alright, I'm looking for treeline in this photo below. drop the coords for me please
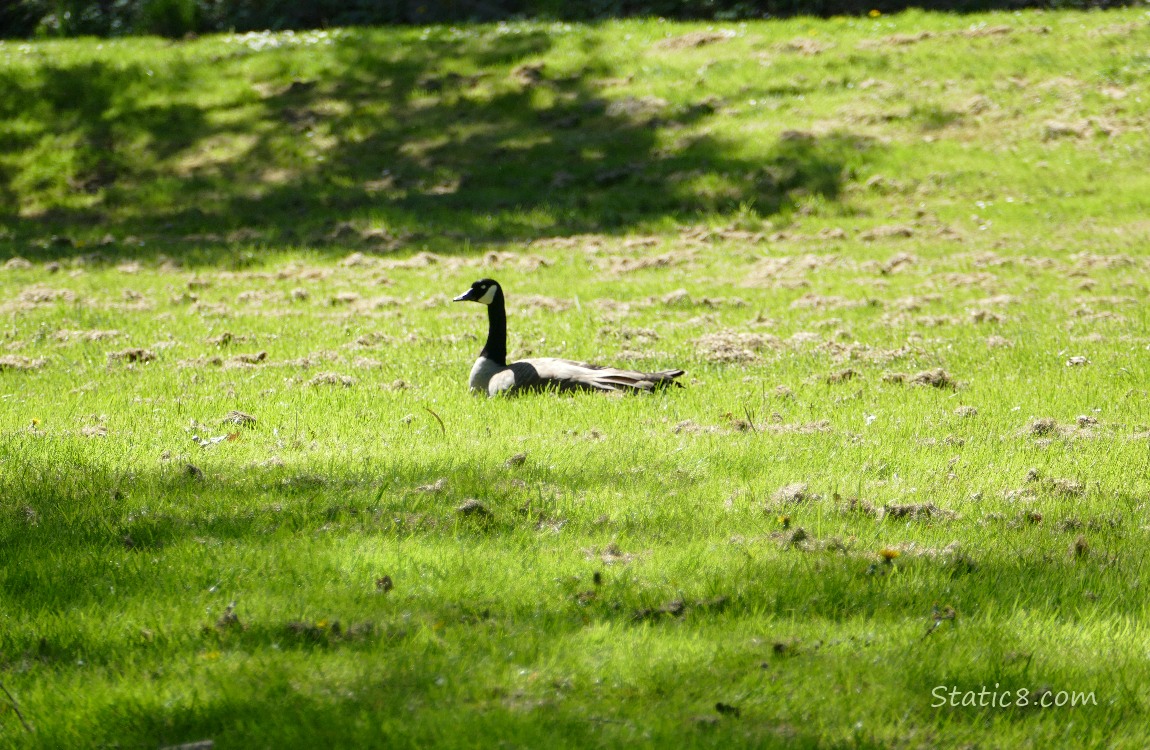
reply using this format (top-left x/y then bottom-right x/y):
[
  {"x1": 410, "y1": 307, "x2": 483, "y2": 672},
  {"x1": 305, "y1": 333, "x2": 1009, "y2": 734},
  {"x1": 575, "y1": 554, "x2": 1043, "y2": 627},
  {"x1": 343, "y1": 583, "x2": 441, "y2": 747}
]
[{"x1": 1, "y1": 0, "x2": 1139, "y2": 37}]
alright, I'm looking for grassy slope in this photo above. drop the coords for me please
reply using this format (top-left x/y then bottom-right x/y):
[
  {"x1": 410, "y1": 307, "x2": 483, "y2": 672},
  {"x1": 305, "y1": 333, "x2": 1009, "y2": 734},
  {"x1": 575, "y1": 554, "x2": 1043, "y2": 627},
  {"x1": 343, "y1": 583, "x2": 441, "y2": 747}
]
[{"x1": 2, "y1": 8, "x2": 1150, "y2": 749}]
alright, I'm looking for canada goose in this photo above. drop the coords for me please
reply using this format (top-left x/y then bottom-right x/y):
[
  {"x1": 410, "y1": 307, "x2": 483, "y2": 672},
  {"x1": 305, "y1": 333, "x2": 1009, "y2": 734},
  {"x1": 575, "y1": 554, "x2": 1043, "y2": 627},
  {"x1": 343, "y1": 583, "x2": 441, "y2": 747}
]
[{"x1": 454, "y1": 279, "x2": 685, "y2": 396}]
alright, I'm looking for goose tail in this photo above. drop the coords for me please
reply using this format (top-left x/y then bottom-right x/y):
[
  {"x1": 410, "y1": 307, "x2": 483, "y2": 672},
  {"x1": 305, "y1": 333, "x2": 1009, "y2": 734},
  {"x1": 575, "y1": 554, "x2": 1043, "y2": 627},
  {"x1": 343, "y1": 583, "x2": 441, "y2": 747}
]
[{"x1": 598, "y1": 368, "x2": 685, "y2": 392}]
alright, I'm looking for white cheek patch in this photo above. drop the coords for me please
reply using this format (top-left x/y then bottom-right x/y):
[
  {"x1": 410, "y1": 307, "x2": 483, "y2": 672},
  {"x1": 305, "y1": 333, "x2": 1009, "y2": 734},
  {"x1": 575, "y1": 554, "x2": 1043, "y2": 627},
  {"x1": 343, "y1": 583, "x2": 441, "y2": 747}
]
[{"x1": 476, "y1": 285, "x2": 498, "y2": 305}]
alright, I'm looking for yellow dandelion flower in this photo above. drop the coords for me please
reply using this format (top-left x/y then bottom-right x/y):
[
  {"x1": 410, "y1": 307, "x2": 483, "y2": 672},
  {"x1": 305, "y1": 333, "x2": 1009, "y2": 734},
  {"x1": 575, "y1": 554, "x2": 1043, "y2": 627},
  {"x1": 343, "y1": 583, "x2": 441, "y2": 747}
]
[
  {"x1": 777, "y1": 514, "x2": 791, "y2": 529},
  {"x1": 869, "y1": 9, "x2": 882, "y2": 17},
  {"x1": 879, "y1": 548, "x2": 900, "y2": 561}
]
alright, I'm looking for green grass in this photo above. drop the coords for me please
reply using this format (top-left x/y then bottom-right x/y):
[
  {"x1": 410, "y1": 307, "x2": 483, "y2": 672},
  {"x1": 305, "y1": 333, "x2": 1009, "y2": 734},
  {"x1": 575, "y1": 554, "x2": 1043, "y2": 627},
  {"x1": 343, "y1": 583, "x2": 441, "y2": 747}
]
[{"x1": 3, "y1": 7, "x2": 1150, "y2": 748}]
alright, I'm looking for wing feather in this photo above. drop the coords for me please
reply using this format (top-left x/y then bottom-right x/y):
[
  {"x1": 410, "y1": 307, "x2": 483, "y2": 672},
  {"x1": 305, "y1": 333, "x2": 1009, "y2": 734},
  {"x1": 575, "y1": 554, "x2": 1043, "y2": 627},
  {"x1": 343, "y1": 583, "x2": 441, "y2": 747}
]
[{"x1": 490, "y1": 357, "x2": 683, "y2": 395}]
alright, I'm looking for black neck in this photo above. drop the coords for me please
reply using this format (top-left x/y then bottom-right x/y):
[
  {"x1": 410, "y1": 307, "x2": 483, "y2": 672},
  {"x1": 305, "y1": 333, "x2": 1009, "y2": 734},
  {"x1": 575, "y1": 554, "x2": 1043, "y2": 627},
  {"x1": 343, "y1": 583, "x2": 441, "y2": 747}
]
[{"x1": 480, "y1": 287, "x2": 507, "y2": 365}]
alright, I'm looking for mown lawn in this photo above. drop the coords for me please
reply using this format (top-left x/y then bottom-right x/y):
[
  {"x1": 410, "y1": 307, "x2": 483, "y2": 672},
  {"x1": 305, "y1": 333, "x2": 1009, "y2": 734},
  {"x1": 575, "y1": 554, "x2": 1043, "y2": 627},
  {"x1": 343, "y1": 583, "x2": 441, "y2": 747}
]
[{"x1": 2, "y1": 8, "x2": 1150, "y2": 748}]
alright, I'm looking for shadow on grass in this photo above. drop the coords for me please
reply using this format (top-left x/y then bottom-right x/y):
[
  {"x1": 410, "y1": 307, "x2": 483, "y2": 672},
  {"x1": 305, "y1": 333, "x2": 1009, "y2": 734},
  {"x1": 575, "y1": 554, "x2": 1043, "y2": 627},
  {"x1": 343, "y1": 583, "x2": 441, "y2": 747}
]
[
  {"x1": 3, "y1": 454, "x2": 1142, "y2": 746},
  {"x1": 2, "y1": 451, "x2": 1145, "y2": 621},
  {"x1": 0, "y1": 27, "x2": 875, "y2": 264},
  {"x1": 69, "y1": 673, "x2": 853, "y2": 750}
]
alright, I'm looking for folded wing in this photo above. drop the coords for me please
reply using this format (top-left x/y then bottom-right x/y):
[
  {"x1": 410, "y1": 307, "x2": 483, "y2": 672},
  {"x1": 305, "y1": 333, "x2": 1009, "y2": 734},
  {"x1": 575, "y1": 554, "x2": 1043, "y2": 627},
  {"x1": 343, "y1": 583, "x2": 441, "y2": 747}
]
[{"x1": 488, "y1": 357, "x2": 684, "y2": 396}]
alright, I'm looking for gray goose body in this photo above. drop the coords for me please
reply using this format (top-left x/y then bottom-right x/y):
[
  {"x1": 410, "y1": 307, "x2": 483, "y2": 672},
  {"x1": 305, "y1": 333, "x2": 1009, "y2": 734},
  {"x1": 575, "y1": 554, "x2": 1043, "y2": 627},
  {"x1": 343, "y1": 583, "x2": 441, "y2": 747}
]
[{"x1": 455, "y1": 279, "x2": 685, "y2": 397}]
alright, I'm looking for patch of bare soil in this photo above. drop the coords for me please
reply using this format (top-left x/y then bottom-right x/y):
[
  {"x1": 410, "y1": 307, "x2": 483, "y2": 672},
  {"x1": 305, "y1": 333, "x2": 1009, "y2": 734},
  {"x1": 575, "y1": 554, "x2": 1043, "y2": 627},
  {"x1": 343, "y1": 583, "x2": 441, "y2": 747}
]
[
  {"x1": 790, "y1": 294, "x2": 869, "y2": 310},
  {"x1": 1074, "y1": 295, "x2": 1138, "y2": 308},
  {"x1": 772, "y1": 483, "x2": 815, "y2": 504},
  {"x1": 1050, "y1": 478, "x2": 1084, "y2": 497},
  {"x1": 861, "y1": 31, "x2": 935, "y2": 49},
  {"x1": 881, "y1": 252, "x2": 917, "y2": 274},
  {"x1": 969, "y1": 309, "x2": 1005, "y2": 324},
  {"x1": 600, "y1": 326, "x2": 659, "y2": 347},
  {"x1": 1091, "y1": 20, "x2": 1150, "y2": 38},
  {"x1": 904, "y1": 315, "x2": 959, "y2": 327},
  {"x1": 826, "y1": 368, "x2": 859, "y2": 384},
  {"x1": 228, "y1": 351, "x2": 268, "y2": 367},
  {"x1": 379, "y1": 251, "x2": 443, "y2": 270},
  {"x1": 510, "y1": 62, "x2": 545, "y2": 87},
  {"x1": 456, "y1": 499, "x2": 492, "y2": 520},
  {"x1": 939, "y1": 273, "x2": 996, "y2": 291},
  {"x1": 973, "y1": 294, "x2": 1018, "y2": 309},
  {"x1": 954, "y1": 406, "x2": 978, "y2": 418},
  {"x1": 178, "y1": 356, "x2": 223, "y2": 368},
  {"x1": 911, "y1": 368, "x2": 955, "y2": 388},
  {"x1": 222, "y1": 410, "x2": 257, "y2": 427},
  {"x1": 352, "y1": 332, "x2": 395, "y2": 348},
  {"x1": 851, "y1": 345, "x2": 917, "y2": 365},
  {"x1": 339, "y1": 251, "x2": 377, "y2": 268},
  {"x1": 860, "y1": 225, "x2": 914, "y2": 241},
  {"x1": 885, "y1": 502, "x2": 958, "y2": 521},
  {"x1": 417, "y1": 478, "x2": 447, "y2": 493},
  {"x1": 962, "y1": 95, "x2": 995, "y2": 115},
  {"x1": 0, "y1": 355, "x2": 48, "y2": 372},
  {"x1": 652, "y1": 290, "x2": 747, "y2": 308},
  {"x1": 605, "y1": 95, "x2": 669, "y2": 124},
  {"x1": 108, "y1": 348, "x2": 156, "y2": 364},
  {"x1": 586, "y1": 542, "x2": 637, "y2": 565},
  {"x1": 53, "y1": 329, "x2": 121, "y2": 343},
  {"x1": 355, "y1": 295, "x2": 401, "y2": 311},
  {"x1": 885, "y1": 541, "x2": 969, "y2": 567},
  {"x1": 231, "y1": 290, "x2": 270, "y2": 306},
  {"x1": 190, "y1": 301, "x2": 232, "y2": 318},
  {"x1": 656, "y1": 30, "x2": 735, "y2": 50},
  {"x1": 274, "y1": 351, "x2": 341, "y2": 369},
  {"x1": 777, "y1": 37, "x2": 833, "y2": 55},
  {"x1": 1070, "y1": 309, "x2": 1126, "y2": 325},
  {"x1": 675, "y1": 225, "x2": 763, "y2": 245},
  {"x1": 848, "y1": 497, "x2": 958, "y2": 521},
  {"x1": 1025, "y1": 417, "x2": 1065, "y2": 438},
  {"x1": 528, "y1": 234, "x2": 608, "y2": 252},
  {"x1": 514, "y1": 295, "x2": 572, "y2": 313},
  {"x1": 15, "y1": 286, "x2": 76, "y2": 306},
  {"x1": 789, "y1": 332, "x2": 822, "y2": 346},
  {"x1": 1042, "y1": 120, "x2": 1090, "y2": 139},
  {"x1": 936, "y1": 226, "x2": 965, "y2": 242},
  {"x1": 892, "y1": 294, "x2": 941, "y2": 312},
  {"x1": 481, "y1": 250, "x2": 519, "y2": 267},
  {"x1": 604, "y1": 252, "x2": 682, "y2": 274},
  {"x1": 307, "y1": 372, "x2": 356, "y2": 388},
  {"x1": 961, "y1": 24, "x2": 1013, "y2": 38},
  {"x1": 672, "y1": 419, "x2": 721, "y2": 435},
  {"x1": 883, "y1": 368, "x2": 955, "y2": 389},
  {"x1": 766, "y1": 420, "x2": 832, "y2": 435},
  {"x1": 743, "y1": 253, "x2": 843, "y2": 287},
  {"x1": 329, "y1": 291, "x2": 361, "y2": 306},
  {"x1": 692, "y1": 331, "x2": 779, "y2": 363},
  {"x1": 3, "y1": 257, "x2": 33, "y2": 270}
]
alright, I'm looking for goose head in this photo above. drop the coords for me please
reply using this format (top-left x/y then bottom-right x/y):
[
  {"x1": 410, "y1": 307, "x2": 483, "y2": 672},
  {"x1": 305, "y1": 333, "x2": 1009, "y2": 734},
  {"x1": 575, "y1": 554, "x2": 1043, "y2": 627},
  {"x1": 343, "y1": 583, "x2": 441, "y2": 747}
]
[{"x1": 453, "y1": 278, "x2": 501, "y2": 305}]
